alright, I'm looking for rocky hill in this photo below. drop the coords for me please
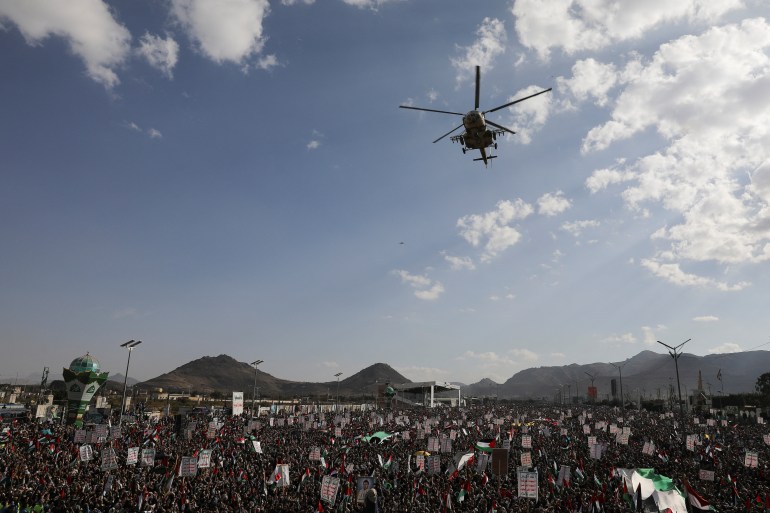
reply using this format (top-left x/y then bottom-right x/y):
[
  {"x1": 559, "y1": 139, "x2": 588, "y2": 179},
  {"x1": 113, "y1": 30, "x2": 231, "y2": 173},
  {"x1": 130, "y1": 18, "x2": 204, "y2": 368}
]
[
  {"x1": 136, "y1": 350, "x2": 770, "y2": 401},
  {"x1": 139, "y1": 355, "x2": 409, "y2": 399}
]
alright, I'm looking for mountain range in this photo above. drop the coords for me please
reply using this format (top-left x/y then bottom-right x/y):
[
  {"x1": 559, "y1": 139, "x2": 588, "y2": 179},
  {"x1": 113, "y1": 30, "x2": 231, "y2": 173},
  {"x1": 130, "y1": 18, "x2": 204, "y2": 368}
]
[{"x1": 136, "y1": 350, "x2": 770, "y2": 400}]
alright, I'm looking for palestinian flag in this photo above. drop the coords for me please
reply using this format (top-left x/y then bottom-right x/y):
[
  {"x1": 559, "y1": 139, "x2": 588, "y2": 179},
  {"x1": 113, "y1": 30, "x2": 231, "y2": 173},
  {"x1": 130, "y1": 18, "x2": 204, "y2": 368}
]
[
  {"x1": 316, "y1": 500, "x2": 324, "y2": 512},
  {"x1": 685, "y1": 480, "x2": 715, "y2": 510},
  {"x1": 475, "y1": 440, "x2": 496, "y2": 452},
  {"x1": 383, "y1": 454, "x2": 393, "y2": 470}
]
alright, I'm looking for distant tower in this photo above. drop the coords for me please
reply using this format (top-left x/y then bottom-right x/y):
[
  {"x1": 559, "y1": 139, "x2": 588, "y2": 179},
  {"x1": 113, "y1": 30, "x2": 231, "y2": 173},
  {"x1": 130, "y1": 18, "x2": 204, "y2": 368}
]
[{"x1": 63, "y1": 353, "x2": 109, "y2": 426}]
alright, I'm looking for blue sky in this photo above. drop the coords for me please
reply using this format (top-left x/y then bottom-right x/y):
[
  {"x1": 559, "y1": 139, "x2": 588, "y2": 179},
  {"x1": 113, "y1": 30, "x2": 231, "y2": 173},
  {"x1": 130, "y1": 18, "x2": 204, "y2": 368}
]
[{"x1": 1, "y1": 0, "x2": 769, "y2": 386}]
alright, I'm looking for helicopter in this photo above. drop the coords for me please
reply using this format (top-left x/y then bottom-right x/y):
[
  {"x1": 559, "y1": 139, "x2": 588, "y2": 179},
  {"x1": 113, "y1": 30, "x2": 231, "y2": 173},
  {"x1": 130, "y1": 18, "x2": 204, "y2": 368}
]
[{"x1": 399, "y1": 66, "x2": 552, "y2": 166}]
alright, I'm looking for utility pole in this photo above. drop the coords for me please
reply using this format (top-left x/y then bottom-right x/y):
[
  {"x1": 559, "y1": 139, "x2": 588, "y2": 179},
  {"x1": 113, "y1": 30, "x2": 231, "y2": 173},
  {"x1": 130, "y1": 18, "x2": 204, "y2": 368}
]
[
  {"x1": 657, "y1": 338, "x2": 690, "y2": 419},
  {"x1": 251, "y1": 360, "x2": 263, "y2": 417},
  {"x1": 610, "y1": 361, "x2": 627, "y2": 410}
]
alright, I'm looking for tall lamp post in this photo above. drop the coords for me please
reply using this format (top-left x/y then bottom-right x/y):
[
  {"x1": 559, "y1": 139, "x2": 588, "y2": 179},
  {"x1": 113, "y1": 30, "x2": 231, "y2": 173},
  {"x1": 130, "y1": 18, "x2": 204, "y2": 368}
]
[
  {"x1": 610, "y1": 361, "x2": 627, "y2": 410},
  {"x1": 657, "y1": 338, "x2": 690, "y2": 418},
  {"x1": 251, "y1": 360, "x2": 263, "y2": 416},
  {"x1": 334, "y1": 372, "x2": 343, "y2": 412},
  {"x1": 119, "y1": 340, "x2": 142, "y2": 425}
]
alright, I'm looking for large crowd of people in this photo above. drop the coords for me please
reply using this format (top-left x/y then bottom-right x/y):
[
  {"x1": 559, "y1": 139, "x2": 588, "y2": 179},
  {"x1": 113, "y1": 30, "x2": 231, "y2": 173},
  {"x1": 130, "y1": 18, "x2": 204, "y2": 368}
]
[{"x1": 1, "y1": 401, "x2": 769, "y2": 512}]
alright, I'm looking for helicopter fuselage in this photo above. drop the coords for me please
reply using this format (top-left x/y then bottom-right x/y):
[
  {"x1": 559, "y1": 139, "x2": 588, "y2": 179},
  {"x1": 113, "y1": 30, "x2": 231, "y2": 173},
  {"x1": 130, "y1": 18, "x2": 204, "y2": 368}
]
[{"x1": 457, "y1": 110, "x2": 497, "y2": 150}]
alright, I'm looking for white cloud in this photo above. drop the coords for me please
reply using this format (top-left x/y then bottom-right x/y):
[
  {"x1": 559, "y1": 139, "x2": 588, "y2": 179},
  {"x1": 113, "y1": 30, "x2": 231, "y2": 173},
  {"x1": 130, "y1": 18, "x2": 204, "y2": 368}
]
[
  {"x1": 451, "y1": 17, "x2": 507, "y2": 85},
  {"x1": 392, "y1": 270, "x2": 444, "y2": 301},
  {"x1": 558, "y1": 58, "x2": 620, "y2": 108},
  {"x1": 442, "y1": 253, "x2": 476, "y2": 271},
  {"x1": 457, "y1": 199, "x2": 533, "y2": 261},
  {"x1": 126, "y1": 122, "x2": 141, "y2": 132},
  {"x1": 585, "y1": 165, "x2": 634, "y2": 193},
  {"x1": 577, "y1": 20, "x2": 770, "y2": 289},
  {"x1": 427, "y1": 89, "x2": 438, "y2": 102},
  {"x1": 641, "y1": 259, "x2": 750, "y2": 291},
  {"x1": 708, "y1": 342, "x2": 742, "y2": 354},
  {"x1": 170, "y1": 0, "x2": 270, "y2": 64},
  {"x1": 642, "y1": 325, "x2": 666, "y2": 346},
  {"x1": 512, "y1": 0, "x2": 741, "y2": 60},
  {"x1": 693, "y1": 315, "x2": 719, "y2": 322},
  {"x1": 281, "y1": 0, "x2": 314, "y2": 4},
  {"x1": 306, "y1": 130, "x2": 323, "y2": 150},
  {"x1": 0, "y1": 0, "x2": 131, "y2": 88},
  {"x1": 147, "y1": 128, "x2": 163, "y2": 139},
  {"x1": 551, "y1": 352, "x2": 566, "y2": 358},
  {"x1": 560, "y1": 219, "x2": 599, "y2": 237},
  {"x1": 508, "y1": 348, "x2": 539, "y2": 362},
  {"x1": 320, "y1": 361, "x2": 339, "y2": 368},
  {"x1": 602, "y1": 332, "x2": 637, "y2": 344},
  {"x1": 341, "y1": 0, "x2": 401, "y2": 8},
  {"x1": 502, "y1": 84, "x2": 553, "y2": 144},
  {"x1": 414, "y1": 282, "x2": 445, "y2": 301},
  {"x1": 396, "y1": 366, "x2": 447, "y2": 381},
  {"x1": 256, "y1": 54, "x2": 278, "y2": 70},
  {"x1": 537, "y1": 191, "x2": 572, "y2": 216},
  {"x1": 458, "y1": 350, "x2": 515, "y2": 366},
  {"x1": 137, "y1": 33, "x2": 179, "y2": 78}
]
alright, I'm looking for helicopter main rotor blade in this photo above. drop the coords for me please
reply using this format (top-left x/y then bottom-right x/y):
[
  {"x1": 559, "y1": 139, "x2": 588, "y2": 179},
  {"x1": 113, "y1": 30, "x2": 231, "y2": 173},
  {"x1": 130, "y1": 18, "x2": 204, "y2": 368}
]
[
  {"x1": 432, "y1": 123, "x2": 464, "y2": 143},
  {"x1": 475, "y1": 66, "x2": 480, "y2": 110},
  {"x1": 399, "y1": 105, "x2": 464, "y2": 116},
  {"x1": 484, "y1": 87, "x2": 552, "y2": 114},
  {"x1": 486, "y1": 120, "x2": 516, "y2": 136}
]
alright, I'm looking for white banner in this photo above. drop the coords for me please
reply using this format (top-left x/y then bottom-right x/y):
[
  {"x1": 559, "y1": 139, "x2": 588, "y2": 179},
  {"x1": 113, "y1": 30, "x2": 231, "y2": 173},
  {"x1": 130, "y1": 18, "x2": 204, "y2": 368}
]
[
  {"x1": 79, "y1": 444, "x2": 93, "y2": 462},
  {"x1": 232, "y1": 392, "x2": 244, "y2": 416},
  {"x1": 141, "y1": 448, "x2": 155, "y2": 467},
  {"x1": 100, "y1": 448, "x2": 118, "y2": 471},
  {"x1": 198, "y1": 449, "x2": 212, "y2": 468},
  {"x1": 126, "y1": 447, "x2": 139, "y2": 465},
  {"x1": 320, "y1": 475, "x2": 340, "y2": 504},
  {"x1": 517, "y1": 470, "x2": 538, "y2": 499},
  {"x1": 180, "y1": 457, "x2": 198, "y2": 477}
]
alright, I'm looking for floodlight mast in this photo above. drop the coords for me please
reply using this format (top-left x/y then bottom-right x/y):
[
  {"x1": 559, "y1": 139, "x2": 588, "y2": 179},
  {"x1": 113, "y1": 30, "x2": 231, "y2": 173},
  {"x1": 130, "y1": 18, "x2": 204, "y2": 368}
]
[
  {"x1": 119, "y1": 340, "x2": 142, "y2": 425},
  {"x1": 334, "y1": 372, "x2": 343, "y2": 412},
  {"x1": 657, "y1": 338, "x2": 690, "y2": 418},
  {"x1": 610, "y1": 361, "x2": 627, "y2": 410},
  {"x1": 251, "y1": 360, "x2": 264, "y2": 416}
]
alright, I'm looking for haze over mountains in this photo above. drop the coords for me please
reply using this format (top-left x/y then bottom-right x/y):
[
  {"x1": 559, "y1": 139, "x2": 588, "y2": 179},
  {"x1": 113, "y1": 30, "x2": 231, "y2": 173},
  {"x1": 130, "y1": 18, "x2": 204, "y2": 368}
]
[{"x1": 136, "y1": 351, "x2": 770, "y2": 400}]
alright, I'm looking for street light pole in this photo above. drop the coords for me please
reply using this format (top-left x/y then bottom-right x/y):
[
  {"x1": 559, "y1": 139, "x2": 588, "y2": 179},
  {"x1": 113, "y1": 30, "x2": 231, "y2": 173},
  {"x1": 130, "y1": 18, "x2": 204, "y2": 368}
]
[
  {"x1": 658, "y1": 338, "x2": 690, "y2": 418},
  {"x1": 119, "y1": 340, "x2": 142, "y2": 425},
  {"x1": 334, "y1": 372, "x2": 343, "y2": 412},
  {"x1": 610, "y1": 361, "x2": 627, "y2": 410},
  {"x1": 251, "y1": 360, "x2": 263, "y2": 417}
]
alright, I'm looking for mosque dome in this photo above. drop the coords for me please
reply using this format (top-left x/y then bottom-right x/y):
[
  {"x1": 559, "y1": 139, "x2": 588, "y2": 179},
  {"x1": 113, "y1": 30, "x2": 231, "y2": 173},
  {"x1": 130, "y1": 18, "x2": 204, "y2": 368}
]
[
  {"x1": 384, "y1": 386, "x2": 396, "y2": 398},
  {"x1": 69, "y1": 353, "x2": 101, "y2": 374}
]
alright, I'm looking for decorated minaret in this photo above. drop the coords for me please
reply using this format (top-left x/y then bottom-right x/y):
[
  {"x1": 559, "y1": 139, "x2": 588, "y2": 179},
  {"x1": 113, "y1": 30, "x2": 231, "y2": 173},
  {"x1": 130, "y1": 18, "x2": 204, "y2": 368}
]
[{"x1": 62, "y1": 353, "x2": 109, "y2": 426}]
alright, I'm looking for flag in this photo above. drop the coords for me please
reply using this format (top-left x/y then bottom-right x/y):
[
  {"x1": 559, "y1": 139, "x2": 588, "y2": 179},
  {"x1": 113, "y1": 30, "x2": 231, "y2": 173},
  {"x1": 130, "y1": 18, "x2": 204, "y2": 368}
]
[
  {"x1": 316, "y1": 500, "x2": 324, "y2": 512},
  {"x1": 268, "y1": 464, "x2": 290, "y2": 486},
  {"x1": 442, "y1": 492, "x2": 452, "y2": 512},
  {"x1": 383, "y1": 454, "x2": 392, "y2": 470},
  {"x1": 684, "y1": 480, "x2": 714, "y2": 510},
  {"x1": 475, "y1": 440, "x2": 495, "y2": 453},
  {"x1": 456, "y1": 452, "x2": 474, "y2": 471},
  {"x1": 717, "y1": 369, "x2": 722, "y2": 382},
  {"x1": 481, "y1": 473, "x2": 488, "y2": 486}
]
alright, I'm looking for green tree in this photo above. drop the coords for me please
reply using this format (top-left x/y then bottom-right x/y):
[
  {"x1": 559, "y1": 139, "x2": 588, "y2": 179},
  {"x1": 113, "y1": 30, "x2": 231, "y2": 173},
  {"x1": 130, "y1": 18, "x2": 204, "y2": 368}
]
[{"x1": 755, "y1": 372, "x2": 770, "y2": 396}]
